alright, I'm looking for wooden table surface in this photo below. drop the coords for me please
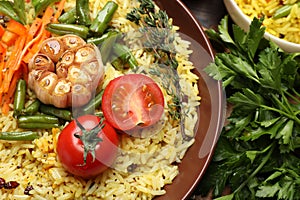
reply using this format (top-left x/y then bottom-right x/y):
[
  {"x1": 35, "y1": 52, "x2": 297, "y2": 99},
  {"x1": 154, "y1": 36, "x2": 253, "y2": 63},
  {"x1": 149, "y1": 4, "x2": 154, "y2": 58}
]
[{"x1": 182, "y1": 0, "x2": 227, "y2": 29}]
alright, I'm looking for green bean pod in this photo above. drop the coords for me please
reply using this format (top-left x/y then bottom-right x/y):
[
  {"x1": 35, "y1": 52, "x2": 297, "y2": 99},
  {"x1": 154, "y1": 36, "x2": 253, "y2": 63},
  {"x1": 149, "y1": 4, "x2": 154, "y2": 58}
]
[
  {"x1": 13, "y1": 79, "x2": 26, "y2": 117},
  {"x1": 46, "y1": 23, "x2": 89, "y2": 39},
  {"x1": 18, "y1": 123, "x2": 60, "y2": 129},
  {"x1": 89, "y1": 1, "x2": 118, "y2": 35},
  {"x1": 18, "y1": 115, "x2": 59, "y2": 124},
  {"x1": 99, "y1": 31, "x2": 121, "y2": 63},
  {"x1": 76, "y1": 0, "x2": 91, "y2": 25},
  {"x1": 40, "y1": 104, "x2": 72, "y2": 121},
  {"x1": 82, "y1": 90, "x2": 104, "y2": 114},
  {"x1": 0, "y1": 1, "x2": 22, "y2": 23},
  {"x1": 13, "y1": 0, "x2": 26, "y2": 24},
  {"x1": 113, "y1": 43, "x2": 138, "y2": 69},
  {"x1": 87, "y1": 30, "x2": 119, "y2": 45},
  {"x1": 273, "y1": 2, "x2": 300, "y2": 19},
  {"x1": 32, "y1": 0, "x2": 59, "y2": 16},
  {"x1": 23, "y1": 100, "x2": 41, "y2": 115},
  {"x1": 58, "y1": 7, "x2": 77, "y2": 24},
  {"x1": 0, "y1": 131, "x2": 39, "y2": 141}
]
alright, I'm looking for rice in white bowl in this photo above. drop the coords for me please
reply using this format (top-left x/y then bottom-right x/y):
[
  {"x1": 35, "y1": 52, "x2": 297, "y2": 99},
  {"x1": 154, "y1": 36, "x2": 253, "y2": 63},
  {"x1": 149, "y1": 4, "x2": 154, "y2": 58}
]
[{"x1": 0, "y1": 0, "x2": 201, "y2": 199}]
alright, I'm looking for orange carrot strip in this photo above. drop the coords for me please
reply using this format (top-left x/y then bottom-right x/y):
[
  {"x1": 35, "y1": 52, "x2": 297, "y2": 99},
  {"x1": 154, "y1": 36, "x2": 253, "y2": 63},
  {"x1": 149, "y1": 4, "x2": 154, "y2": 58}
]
[
  {"x1": 52, "y1": 0, "x2": 67, "y2": 23},
  {"x1": 1, "y1": 30, "x2": 18, "y2": 46},
  {"x1": 2, "y1": 34, "x2": 26, "y2": 93},
  {"x1": 0, "y1": 24, "x2": 5, "y2": 37},
  {"x1": 20, "y1": 62, "x2": 28, "y2": 83},
  {"x1": 26, "y1": 17, "x2": 43, "y2": 43},
  {"x1": 6, "y1": 19, "x2": 27, "y2": 36},
  {"x1": 42, "y1": 6, "x2": 54, "y2": 25},
  {"x1": 2, "y1": 68, "x2": 22, "y2": 114},
  {"x1": 0, "y1": 43, "x2": 6, "y2": 88},
  {"x1": 20, "y1": 24, "x2": 46, "y2": 64}
]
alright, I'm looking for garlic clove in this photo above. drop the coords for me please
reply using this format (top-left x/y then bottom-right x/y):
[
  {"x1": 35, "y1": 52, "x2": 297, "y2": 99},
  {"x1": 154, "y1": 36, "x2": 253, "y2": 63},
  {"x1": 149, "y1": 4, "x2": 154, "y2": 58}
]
[
  {"x1": 40, "y1": 38, "x2": 65, "y2": 63},
  {"x1": 52, "y1": 79, "x2": 72, "y2": 108},
  {"x1": 57, "y1": 49, "x2": 75, "y2": 67},
  {"x1": 60, "y1": 34, "x2": 86, "y2": 49},
  {"x1": 69, "y1": 84, "x2": 92, "y2": 107},
  {"x1": 28, "y1": 54, "x2": 55, "y2": 72},
  {"x1": 74, "y1": 44, "x2": 96, "y2": 64},
  {"x1": 34, "y1": 72, "x2": 58, "y2": 105},
  {"x1": 67, "y1": 65, "x2": 92, "y2": 86}
]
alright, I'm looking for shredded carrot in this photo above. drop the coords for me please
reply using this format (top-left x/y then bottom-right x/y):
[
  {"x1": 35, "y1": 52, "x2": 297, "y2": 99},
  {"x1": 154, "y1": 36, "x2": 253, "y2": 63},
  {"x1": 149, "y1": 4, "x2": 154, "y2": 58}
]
[
  {"x1": 1, "y1": 30, "x2": 18, "y2": 46},
  {"x1": 6, "y1": 19, "x2": 28, "y2": 36},
  {"x1": 26, "y1": 17, "x2": 43, "y2": 43},
  {"x1": 22, "y1": 23, "x2": 47, "y2": 64},
  {"x1": 52, "y1": 0, "x2": 67, "y2": 23},
  {"x1": 42, "y1": 6, "x2": 54, "y2": 25},
  {"x1": 1, "y1": 68, "x2": 22, "y2": 115},
  {"x1": 1, "y1": 34, "x2": 27, "y2": 94},
  {"x1": 0, "y1": 1, "x2": 68, "y2": 114},
  {"x1": 0, "y1": 25, "x2": 5, "y2": 37}
]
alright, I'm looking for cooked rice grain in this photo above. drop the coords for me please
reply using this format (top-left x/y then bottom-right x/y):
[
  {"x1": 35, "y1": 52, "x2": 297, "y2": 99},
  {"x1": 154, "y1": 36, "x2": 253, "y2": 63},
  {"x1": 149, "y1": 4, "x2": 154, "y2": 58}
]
[
  {"x1": 235, "y1": 0, "x2": 300, "y2": 44},
  {"x1": 0, "y1": 0, "x2": 201, "y2": 199}
]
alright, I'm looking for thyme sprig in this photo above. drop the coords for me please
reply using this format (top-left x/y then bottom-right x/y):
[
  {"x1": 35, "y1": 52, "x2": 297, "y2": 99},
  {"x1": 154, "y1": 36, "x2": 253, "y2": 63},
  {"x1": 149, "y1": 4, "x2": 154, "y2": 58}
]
[{"x1": 126, "y1": 0, "x2": 178, "y2": 69}]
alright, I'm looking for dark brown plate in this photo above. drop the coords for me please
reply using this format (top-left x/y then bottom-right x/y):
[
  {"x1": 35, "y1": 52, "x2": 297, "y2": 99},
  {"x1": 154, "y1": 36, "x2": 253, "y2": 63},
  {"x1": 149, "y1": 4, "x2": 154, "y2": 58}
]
[{"x1": 154, "y1": 0, "x2": 226, "y2": 199}]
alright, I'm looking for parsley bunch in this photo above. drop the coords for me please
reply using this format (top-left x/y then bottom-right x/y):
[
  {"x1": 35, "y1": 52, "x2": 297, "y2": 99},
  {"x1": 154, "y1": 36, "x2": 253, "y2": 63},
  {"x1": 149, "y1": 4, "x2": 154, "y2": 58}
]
[{"x1": 197, "y1": 16, "x2": 300, "y2": 200}]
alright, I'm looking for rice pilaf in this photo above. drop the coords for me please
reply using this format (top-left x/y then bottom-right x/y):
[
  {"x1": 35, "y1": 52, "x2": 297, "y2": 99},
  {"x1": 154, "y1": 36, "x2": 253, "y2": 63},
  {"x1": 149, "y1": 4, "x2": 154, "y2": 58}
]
[
  {"x1": 235, "y1": 0, "x2": 300, "y2": 44},
  {"x1": 0, "y1": 0, "x2": 200, "y2": 199}
]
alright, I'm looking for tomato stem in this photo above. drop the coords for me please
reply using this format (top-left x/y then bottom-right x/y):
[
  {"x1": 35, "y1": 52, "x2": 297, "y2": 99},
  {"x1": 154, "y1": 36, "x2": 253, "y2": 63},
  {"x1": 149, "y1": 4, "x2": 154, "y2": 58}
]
[{"x1": 73, "y1": 117, "x2": 104, "y2": 165}]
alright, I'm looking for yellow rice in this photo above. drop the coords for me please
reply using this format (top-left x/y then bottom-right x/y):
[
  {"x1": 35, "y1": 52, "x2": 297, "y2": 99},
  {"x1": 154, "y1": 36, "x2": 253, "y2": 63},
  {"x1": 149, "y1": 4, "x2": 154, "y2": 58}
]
[
  {"x1": 0, "y1": 0, "x2": 200, "y2": 199},
  {"x1": 235, "y1": 0, "x2": 300, "y2": 44}
]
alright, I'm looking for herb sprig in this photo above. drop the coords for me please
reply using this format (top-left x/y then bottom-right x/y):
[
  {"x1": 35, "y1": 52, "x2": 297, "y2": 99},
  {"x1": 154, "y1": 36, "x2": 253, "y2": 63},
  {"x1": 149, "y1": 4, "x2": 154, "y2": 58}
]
[
  {"x1": 126, "y1": 0, "x2": 178, "y2": 69},
  {"x1": 196, "y1": 16, "x2": 300, "y2": 200}
]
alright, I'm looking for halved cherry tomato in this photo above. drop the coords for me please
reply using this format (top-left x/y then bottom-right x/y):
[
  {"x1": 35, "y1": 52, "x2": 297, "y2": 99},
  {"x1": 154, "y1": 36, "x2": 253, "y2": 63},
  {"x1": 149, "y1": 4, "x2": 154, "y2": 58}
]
[
  {"x1": 102, "y1": 74, "x2": 165, "y2": 131},
  {"x1": 56, "y1": 115, "x2": 119, "y2": 178}
]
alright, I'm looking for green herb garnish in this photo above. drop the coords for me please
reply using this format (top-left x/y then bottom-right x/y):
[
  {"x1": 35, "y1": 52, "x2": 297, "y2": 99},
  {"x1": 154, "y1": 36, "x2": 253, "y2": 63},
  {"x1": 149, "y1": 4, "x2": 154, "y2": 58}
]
[
  {"x1": 126, "y1": 0, "x2": 178, "y2": 69},
  {"x1": 196, "y1": 15, "x2": 300, "y2": 200}
]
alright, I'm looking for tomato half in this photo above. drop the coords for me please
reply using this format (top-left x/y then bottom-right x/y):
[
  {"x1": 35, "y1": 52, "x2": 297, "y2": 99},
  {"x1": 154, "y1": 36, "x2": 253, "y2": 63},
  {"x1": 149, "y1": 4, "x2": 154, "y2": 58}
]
[
  {"x1": 102, "y1": 74, "x2": 165, "y2": 131},
  {"x1": 56, "y1": 115, "x2": 119, "y2": 178}
]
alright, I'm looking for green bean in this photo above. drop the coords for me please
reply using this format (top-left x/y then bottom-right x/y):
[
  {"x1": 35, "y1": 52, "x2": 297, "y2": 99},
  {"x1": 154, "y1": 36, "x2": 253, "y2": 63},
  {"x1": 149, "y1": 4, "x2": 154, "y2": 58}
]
[
  {"x1": 23, "y1": 100, "x2": 41, "y2": 115},
  {"x1": 0, "y1": 131, "x2": 39, "y2": 141},
  {"x1": 111, "y1": 57, "x2": 125, "y2": 71},
  {"x1": 13, "y1": 79, "x2": 26, "y2": 117},
  {"x1": 87, "y1": 30, "x2": 119, "y2": 45},
  {"x1": 0, "y1": 1, "x2": 22, "y2": 24},
  {"x1": 18, "y1": 115, "x2": 59, "y2": 124},
  {"x1": 40, "y1": 104, "x2": 72, "y2": 121},
  {"x1": 99, "y1": 31, "x2": 121, "y2": 63},
  {"x1": 18, "y1": 123, "x2": 60, "y2": 129},
  {"x1": 89, "y1": 1, "x2": 118, "y2": 35},
  {"x1": 58, "y1": 7, "x2": 77, "y2": 24},
  {"x1": 113, "y1": 43, "x2": 138, "y2": 69},
  {"x1": 82, "y1": 90, "x2": 104, "y2": 114},
  {"x1": 46, "y1": 23, "x2": 89, "y2": 39},
  {"x1": 13, "y1": 0, "x2": 26, "y2": 24},
  {"x1": 76, "y1": 0, "x2": 91, "y2": 25},
  {"x1": 273, "y1": 2, "x2": 300, "y2": 19},
  {"x1": 32, "y1": 0, "x2": 59, "y2": 16}
]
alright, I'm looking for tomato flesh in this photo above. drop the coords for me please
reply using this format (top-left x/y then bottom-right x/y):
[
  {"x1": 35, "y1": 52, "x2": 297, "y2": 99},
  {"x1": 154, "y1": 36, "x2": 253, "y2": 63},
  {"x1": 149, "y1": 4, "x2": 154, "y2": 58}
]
[
  {"x1": 102, "y1": 74, "x2": 165, "y2": 131},
  {"x1": 56, "y1": 115, "x2": 119, "y2": 178}
]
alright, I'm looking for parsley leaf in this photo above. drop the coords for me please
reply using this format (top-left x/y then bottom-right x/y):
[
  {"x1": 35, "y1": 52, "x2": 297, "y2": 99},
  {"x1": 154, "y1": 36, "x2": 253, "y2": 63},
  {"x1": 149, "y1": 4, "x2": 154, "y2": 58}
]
[{"x1": 196, "y1": 16, "x2": 300, "y2": 200}]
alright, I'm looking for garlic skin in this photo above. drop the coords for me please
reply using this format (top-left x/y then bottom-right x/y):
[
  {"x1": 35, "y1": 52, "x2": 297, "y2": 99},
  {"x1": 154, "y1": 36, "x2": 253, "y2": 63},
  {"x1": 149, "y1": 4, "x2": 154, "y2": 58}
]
[{"x1": 28, "y1": 34, "x2": 104, "y2": 108}]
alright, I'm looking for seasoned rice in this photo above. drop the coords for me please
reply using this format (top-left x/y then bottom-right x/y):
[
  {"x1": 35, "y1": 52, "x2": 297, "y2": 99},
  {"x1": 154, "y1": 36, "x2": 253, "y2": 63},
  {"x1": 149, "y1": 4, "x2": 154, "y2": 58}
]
[
  {"x1": 0, "y1": 0, "x2": 200, "y2": 199},
  {"x1": 235, "y1": 0, "x2": 300, "y2": 44}
]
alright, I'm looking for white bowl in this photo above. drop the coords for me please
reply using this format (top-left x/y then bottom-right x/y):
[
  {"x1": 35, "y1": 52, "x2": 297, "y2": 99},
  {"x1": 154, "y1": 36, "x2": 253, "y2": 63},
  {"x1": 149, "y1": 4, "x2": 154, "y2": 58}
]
[{"x1": 224, "y1": 0, "x2": 300, "y2": 53}]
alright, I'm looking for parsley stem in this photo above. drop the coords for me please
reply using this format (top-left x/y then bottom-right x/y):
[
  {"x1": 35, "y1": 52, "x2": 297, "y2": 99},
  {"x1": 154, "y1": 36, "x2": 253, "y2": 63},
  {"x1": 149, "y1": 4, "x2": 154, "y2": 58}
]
[
  {"x1": 290, "y1": 89, "x2": 300, "y2": 104},
  {"x1": 233, "y1": 142, "x2": 275, "y2": 195},
  {"x1": 260, "y1": 105, "x2": 300, "y2": 125}
]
